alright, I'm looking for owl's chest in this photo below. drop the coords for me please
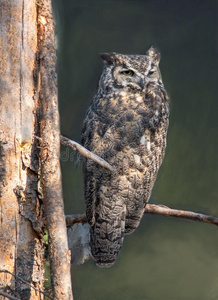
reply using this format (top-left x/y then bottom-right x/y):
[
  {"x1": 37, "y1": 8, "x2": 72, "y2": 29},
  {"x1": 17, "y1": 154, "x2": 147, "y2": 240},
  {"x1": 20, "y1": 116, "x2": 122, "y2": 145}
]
[
  {"x1": 98, "y1": 92, "x2": 144, "y2": 116},
  {"x1": 94, "y1": 93, "x2": 145, "y2": 138},
  {"x1": 89, "y1": 90, "x2": 168, "y2": 156}
]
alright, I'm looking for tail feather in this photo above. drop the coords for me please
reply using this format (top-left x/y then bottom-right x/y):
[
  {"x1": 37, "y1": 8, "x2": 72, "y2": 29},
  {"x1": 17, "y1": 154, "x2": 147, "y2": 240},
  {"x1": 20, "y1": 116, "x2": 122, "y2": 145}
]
[{"x1": 90, "y1": 204, "x2": 126, "y2": 267}]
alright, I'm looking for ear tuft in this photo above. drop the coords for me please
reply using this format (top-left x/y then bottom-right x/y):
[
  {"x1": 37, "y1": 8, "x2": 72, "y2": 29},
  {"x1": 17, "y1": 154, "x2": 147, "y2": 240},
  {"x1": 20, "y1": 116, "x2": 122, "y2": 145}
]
[
  {"x1": 99, "y1": 53, "x2": 116, "y2": 65},
  {"x1": 146, "y1": 45, "x2": 161, "y2": 65}
]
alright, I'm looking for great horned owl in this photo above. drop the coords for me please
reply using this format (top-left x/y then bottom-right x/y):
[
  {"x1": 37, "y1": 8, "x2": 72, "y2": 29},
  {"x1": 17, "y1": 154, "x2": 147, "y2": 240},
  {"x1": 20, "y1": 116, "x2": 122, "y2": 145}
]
[{"x1": 81, "y1": 46, "x2": 170, "y2": 267}]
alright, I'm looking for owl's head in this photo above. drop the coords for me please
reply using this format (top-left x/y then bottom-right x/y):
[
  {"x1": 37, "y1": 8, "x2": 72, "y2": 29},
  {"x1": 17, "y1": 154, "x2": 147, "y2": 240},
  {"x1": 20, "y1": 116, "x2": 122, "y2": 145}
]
[{"x1": 99, "y1": 46, "x2": 162, "y2": 93}]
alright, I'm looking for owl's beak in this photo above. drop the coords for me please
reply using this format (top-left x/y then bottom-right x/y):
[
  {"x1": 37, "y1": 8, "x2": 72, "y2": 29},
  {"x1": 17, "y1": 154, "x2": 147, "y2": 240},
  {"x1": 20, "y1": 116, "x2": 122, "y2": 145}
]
[{"x1": 139, "y1": 78, "x2": 146, "y2": 91}]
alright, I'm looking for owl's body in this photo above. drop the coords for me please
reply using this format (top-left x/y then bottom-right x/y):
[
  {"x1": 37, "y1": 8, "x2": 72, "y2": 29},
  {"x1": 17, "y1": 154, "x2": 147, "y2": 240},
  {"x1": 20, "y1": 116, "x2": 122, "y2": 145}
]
[{"x1": 81, "y1": 47, "x2": 170, "y2": 267}]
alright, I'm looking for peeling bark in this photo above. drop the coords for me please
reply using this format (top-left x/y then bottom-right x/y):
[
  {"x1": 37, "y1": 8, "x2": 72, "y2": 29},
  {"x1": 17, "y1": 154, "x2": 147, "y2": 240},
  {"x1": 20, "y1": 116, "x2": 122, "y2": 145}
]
[{"x1": 0, "y1": 1, "x2": 44, "y2": 299}]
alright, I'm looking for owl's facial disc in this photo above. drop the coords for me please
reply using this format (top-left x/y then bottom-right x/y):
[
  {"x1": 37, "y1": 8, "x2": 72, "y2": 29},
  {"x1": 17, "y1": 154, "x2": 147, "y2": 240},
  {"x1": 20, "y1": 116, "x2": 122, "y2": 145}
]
[{"x1": 113, "y1": 65, "x2": 145, "y2": 92}]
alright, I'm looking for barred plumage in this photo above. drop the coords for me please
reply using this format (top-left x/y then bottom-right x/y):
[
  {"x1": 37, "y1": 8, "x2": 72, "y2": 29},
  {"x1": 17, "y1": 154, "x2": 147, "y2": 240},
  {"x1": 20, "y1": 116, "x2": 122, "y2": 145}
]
[{"x1": 81, "y1": 46, "x2": 170, "y2": 267}]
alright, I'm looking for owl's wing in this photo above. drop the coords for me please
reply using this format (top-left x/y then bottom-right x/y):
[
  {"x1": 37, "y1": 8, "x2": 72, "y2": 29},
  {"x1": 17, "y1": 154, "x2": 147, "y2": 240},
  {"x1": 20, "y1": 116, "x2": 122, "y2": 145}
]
[{"x1": 83, "y1": 168, "x2": 98, "y2": 226}]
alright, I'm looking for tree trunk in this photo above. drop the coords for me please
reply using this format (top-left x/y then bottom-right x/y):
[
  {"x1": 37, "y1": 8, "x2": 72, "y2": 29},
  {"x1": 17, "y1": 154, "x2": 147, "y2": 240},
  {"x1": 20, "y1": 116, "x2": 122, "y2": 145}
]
[
  {"x1": 0, "y1": 1, "x2": 44, "y2": 299},
  {"x1": 0, "y1": 0, "x2": 73, "y2": 299},
  {"x1": 37, "y1": 0, "x2": 73, "y2": 299}
]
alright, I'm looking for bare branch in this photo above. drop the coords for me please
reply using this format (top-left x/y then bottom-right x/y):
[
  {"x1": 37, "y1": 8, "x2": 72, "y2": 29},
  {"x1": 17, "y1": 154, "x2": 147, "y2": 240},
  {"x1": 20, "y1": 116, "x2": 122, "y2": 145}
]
[
  {"x1": 66, "y1": 214, "x2": 87, "y2": 227},
  {"x1": 65, "y1": 204, "x2": 218, "y2": 227},
  {"x1": 60, "y1": 135, "x2": 114, "y2": 172},
  {"x1": 145, "y1": 204, "x2": 218, "y2": 226}
]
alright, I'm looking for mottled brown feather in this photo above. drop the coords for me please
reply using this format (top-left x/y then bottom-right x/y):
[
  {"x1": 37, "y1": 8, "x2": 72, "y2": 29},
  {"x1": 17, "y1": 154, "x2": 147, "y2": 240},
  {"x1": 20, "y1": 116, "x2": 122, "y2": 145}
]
[{"x1": 81, "y1": 47, "x2": 170, "y2": 267}]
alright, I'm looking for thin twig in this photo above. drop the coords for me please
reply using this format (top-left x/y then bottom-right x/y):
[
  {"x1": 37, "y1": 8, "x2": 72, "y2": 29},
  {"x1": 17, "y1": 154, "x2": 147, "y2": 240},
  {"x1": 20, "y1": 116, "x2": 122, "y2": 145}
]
[
  {"x1": 0, "y1": 290, "x2": 20, "y2": 300},
  {"x1": 0, "y1": 270, "x2": 53, "y2": 300},
  {"x1": 66, "y1": 214, "x2": 87, "y2": 227},
  {"x1": 145, "y1": 204, "x2": 218, "y2": 226},
  {"x1": 60, "y1": 135, "x2": 114, "y2": 172},
  {"x1": 65, "y1": 204, "x2": 218, "y2": 227}
]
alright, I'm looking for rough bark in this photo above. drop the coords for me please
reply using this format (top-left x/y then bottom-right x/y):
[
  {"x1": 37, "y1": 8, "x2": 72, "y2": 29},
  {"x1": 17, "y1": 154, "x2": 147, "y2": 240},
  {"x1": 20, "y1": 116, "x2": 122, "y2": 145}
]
[
  {"x1": 0, "y1": 0, "x2": 44, "y2": 299},
  {"x1": 37, "y1": 1, "x2": 73, "y2": 299}
]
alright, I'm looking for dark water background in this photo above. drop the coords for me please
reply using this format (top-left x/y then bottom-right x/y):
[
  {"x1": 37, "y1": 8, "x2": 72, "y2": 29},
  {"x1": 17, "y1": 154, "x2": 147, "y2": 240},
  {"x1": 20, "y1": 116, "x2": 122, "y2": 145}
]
[{"x1": 53, "y1": 0, "x2": 218, "y2": 299}]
